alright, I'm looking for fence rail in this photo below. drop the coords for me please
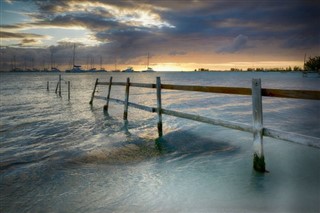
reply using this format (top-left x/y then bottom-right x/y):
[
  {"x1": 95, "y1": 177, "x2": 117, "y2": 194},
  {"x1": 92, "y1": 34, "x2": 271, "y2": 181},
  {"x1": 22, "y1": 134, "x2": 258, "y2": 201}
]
[{"x1": 90, "y1": 76, "x2": 320, "y2": 172}]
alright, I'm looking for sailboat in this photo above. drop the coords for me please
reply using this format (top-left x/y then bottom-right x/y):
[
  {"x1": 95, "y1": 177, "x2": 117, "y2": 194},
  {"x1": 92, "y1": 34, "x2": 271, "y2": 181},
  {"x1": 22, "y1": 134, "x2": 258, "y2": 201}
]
[
  {"x1": 122, "y1": 67, "x2": 134, "y2": 72},
  {"x1": 65, "y1": 44, "x2": 85, "y2": 72},
  {"x1": 50, "y1": 52, "x2": 61, "y2": 72},
  {"x1": 111, "y1": 57, "x2": 120, "y2": 72},
  {"x1": 96, "y1": 56, "x2": 107, "y2": 72},
  {"x1": 142, "y1": 53, "x2": 155, "y2": 72}
]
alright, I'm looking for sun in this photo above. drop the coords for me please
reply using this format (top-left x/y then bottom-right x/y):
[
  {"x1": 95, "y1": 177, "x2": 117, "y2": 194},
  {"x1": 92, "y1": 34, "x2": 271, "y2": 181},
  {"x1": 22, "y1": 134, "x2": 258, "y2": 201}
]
[{"x1": 153, "y1": 63, "x2": 189, "y2": 71}]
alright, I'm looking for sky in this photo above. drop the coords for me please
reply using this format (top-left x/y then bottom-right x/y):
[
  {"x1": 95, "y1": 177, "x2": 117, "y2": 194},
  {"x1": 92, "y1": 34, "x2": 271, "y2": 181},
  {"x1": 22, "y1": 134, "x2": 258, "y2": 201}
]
[{"x1": 0, "y1": 0, "x2": 319, "y2": 71}]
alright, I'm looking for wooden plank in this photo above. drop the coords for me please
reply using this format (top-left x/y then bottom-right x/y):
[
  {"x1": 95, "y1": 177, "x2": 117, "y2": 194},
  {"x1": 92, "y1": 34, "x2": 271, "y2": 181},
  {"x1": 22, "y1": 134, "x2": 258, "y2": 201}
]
[
  {"x1": 263, "y1": 128, "x2": 320, "y2": 148},
  {"x1": 104, "y1": 77, "x2": 113, "y2": 112},
  {"x1": 161, "y1": 108, "x2": 253, "y2": 133},
  {"x1": 108, "y1": 98, "x2": 155, "y2": 113},
  {"x1": 262, "y1": 88, "x2": 320, "y2": 100},
  {"x1": 97, "y1": 82, "x2": 110, "y2": 86},
  {"x1": 110, "y1": 82, "x2": 127, "y2": 86},
  {"x1": 97, "y1": 81, "x2": 320, "y2": 100},
  {"x1": 123, "y1": 78, "x2": 130, "y2": 120},
  {"x1": 252, "y1": 79, "x2": 266, "y2": 172},
  {"x1": 161, "y1": 84, "x2": 252, "y2": 95},
  {"x1": 98, "y1": 82, "x2": 155, "y2": 88},
  {"x1": 89, "y1": 78, "x2": 99, "y2": 105},
  {"x1": 129, "y1": 102, "x2": 156, "y2": 113},
  {"x1": 156, "y1": 77, "x2": 163, "y2": 137},
  {"x1": 130, "y1": 82, "x2": 156, "y2": 88}
]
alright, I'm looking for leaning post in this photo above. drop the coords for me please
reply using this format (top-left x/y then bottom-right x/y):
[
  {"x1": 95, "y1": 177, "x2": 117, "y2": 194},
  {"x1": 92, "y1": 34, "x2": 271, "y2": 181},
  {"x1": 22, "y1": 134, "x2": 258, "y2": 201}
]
[
  {"x1": 252, "y1": 78, "x2": 266, "y2": 172},
  {"x1": 103, "y1": 76, "x2": 113, "y2": 112},
  {"x1": 156, "y1": 77, "x2": 163, "y2": 137},
  {"x1": 58, "y1": 74, "x2": 61, "y2": 97},
  {"x1": 55, "y1": 82, "x2": 59, "y2": 94},
  {"x1": 68, "y1": 81, "x2": 70, "y2": 100},
  {"x1": 89, "y1": 78, "x2": 99, "y2": 105},
  {"x1": 123, "y1": 78, "x2": 130, "y2": 120}
]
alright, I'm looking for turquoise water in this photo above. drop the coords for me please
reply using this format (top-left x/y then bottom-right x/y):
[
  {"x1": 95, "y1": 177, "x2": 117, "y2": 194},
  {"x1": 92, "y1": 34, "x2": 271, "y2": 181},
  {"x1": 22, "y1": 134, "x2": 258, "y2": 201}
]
[{"x1": 0, "y1": 72, "x2": 319, "y2": 212}]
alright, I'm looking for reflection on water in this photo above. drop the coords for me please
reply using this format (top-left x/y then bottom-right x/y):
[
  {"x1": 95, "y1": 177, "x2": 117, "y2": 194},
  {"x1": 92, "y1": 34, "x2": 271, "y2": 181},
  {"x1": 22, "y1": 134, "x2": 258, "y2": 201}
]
[{"x1": 0, "y1": 72, "x2": 319, "y2": 213}]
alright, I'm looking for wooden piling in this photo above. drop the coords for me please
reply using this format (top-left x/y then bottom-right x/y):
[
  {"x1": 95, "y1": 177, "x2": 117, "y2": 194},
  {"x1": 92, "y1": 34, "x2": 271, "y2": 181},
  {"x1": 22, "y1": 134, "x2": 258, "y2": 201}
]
[
  {"x1": 89, "y1": 78, "x2": 99, "y2": 105},
  {"x1": 55, "y1": 82, "x2": 59, "y2": 94},
  {"x1": 47, "y1": 81, "x2": 49, "y2": 91},
  {"x1": 156, "y1": 77, "x2": 163, "y2": 137},
  {"x1": 103, "y1": 77, "x2": 113, "y2": 112},
  {"x1": 252, "y1": 79, "x2": 266, "y2": 172},
  {"x1": 68, "y1": 81, "x2": 70, "y2": 100},
  {"x1": 59, "y1": 74, "x2": 61, "y2": 97},
  {"x1": 123, "y1": 78, "x2": 130, "y2": 120}
]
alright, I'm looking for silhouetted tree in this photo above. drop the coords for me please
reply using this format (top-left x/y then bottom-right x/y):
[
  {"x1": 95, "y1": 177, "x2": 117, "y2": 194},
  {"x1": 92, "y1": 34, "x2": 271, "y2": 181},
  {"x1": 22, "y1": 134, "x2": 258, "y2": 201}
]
[{"x1": 304, "y1": 56, "x2": 320, "y2": 71}]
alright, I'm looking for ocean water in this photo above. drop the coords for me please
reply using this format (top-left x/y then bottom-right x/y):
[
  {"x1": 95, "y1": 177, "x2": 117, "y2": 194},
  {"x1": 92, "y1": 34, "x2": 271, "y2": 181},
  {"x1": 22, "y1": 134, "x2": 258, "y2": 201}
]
[{"x1": 0, "y1": 71, "x2": 319, "y2": 213}]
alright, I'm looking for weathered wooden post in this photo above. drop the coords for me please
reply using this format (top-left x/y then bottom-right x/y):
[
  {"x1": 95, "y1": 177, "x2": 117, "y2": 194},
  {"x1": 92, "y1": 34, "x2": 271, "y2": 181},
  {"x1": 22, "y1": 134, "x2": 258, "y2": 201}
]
[
  {"x1": 47, "y1": 81, "x2": 49, "y2": 91},
  {"x1": 123, "y1": 78, "x2": 130, "y2": 120},
  {"x1": 252, "y1": 78, "x2": 266, "y2": 172},
  {"x1": 89, "y1": 78, "x2": 99, "y2": 105},
  {"x1": 58, "y1": 74, "x2": 61, "y2": 97},
  {"x1": 68, "y1": 81, "x2": 70, "y2": 100},
  {"x1": 55, "y1": 82, "x2": 59, "y2": 94},
  {"x1": 103, "y1": 76, "x2": 113, "y2": 112},
  {"x1": 156, "y1": 77, "x2": 163, "y2": 137}
]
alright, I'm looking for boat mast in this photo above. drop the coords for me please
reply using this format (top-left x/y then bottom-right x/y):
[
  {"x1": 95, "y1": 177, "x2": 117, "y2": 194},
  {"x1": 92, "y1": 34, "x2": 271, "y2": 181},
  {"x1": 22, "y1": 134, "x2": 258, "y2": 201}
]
[
  {"x1": 72, "y1": 44, "x2": 76, "y2": 68},
  {"x1": 100, "y1": 56, "x2": 102, "y2": 70}
]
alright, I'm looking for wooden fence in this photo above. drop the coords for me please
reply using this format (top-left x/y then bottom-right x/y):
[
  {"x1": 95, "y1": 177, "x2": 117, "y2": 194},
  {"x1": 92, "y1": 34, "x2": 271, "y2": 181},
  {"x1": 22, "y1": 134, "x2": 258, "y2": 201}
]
[
  {"x1": 47, "y1": 74, "x2": 71, "y2": 100},
  {"x1": 89, "y1": 76, "x2": 320, "y2": 172}
]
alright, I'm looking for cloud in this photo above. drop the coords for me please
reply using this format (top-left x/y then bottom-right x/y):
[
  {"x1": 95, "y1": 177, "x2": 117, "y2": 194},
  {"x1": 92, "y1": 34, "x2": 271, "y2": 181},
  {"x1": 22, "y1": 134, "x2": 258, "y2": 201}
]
[
  {"x1": 1, "y1": 0, "x2": 320, "y2": 71},
  {"x1": 0, "y1": 31, "x2": 46, "y2": 39},
  {"x1": 216, "y1": 34, "x2": 250, "y2": 53}
]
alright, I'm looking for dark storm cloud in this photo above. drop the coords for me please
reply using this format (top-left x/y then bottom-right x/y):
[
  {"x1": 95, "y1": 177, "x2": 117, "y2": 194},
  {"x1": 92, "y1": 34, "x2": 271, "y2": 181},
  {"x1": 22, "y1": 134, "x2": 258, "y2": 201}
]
[
  {"x1": 36, "y1": 13, "x2": 119, "y2": 31},
  {"x1": 0, "y1": 31, "x2": 45, "y2": 39},
  {"x1": 217, "y1": 34, "x2": 250, "y2": 53},
  {"x1": 1, "y1": 0, "x2": 319, "y2": 71}
]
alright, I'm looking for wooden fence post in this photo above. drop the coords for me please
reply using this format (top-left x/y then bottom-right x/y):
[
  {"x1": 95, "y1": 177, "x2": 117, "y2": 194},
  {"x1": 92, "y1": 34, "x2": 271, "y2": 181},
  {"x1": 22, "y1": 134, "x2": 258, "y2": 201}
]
[
  {"x1": 123, "y1": 78, "x2": 130, "y2": 120},
  {"x1": 103, "y1": 76, "x2": 113, "y2": 112},
  {"x1": 59, "y1": 74, "x2": 61, "y2": 97},
  {"x1": 89, "y1": 78, "x2": 99, "y2": 105},
  {"x1": 55, "y1": 82, "x2": 59, "y2": 94},
  {"x1": 252, "y1": 78, "x2": 266, "y2": 172},
  {"x1": 68, "y1": 81, "x2": 70, "y2": 100},
  {"x1": 156, "y1": 77, "x2": 163, "y2": 137}
]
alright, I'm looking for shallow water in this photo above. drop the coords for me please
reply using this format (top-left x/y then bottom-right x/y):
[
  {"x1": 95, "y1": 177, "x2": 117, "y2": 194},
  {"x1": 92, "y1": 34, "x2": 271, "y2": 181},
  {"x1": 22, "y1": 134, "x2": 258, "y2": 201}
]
[{"x1": 0, "y1": 71, "x2": 319, "y2": 213}]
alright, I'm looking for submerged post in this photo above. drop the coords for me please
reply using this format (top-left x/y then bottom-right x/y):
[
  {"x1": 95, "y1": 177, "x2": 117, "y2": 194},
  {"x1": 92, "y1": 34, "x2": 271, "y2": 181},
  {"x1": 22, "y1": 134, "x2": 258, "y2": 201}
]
[
  {"x1": 156, "y1": 77, "x2": 163, "y2": 137},
  {"x1": 59, "y1": 74, "x2": 61, "y2": 97},
  {"x1": 68, "y1": 81, "x2": 70, "y2": 100},
  {"x1": 55, "y1": 82, "x2": 59, "y2": 94},
  {"x1": 47, "y1": 81, "x2": 49, "y2": 91},
  {"x1": 103, "y1": 76, "x2": 113, "y2": 112},
  {"x1": 123, "y1": 78, "x2": 130, "y2": 120},
  {"x1": 89, "y1": 78, "x2": 99, "y2": 105},
  {"x1": 252, "y1": 79, "x2": 266, "y2": 172}
]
